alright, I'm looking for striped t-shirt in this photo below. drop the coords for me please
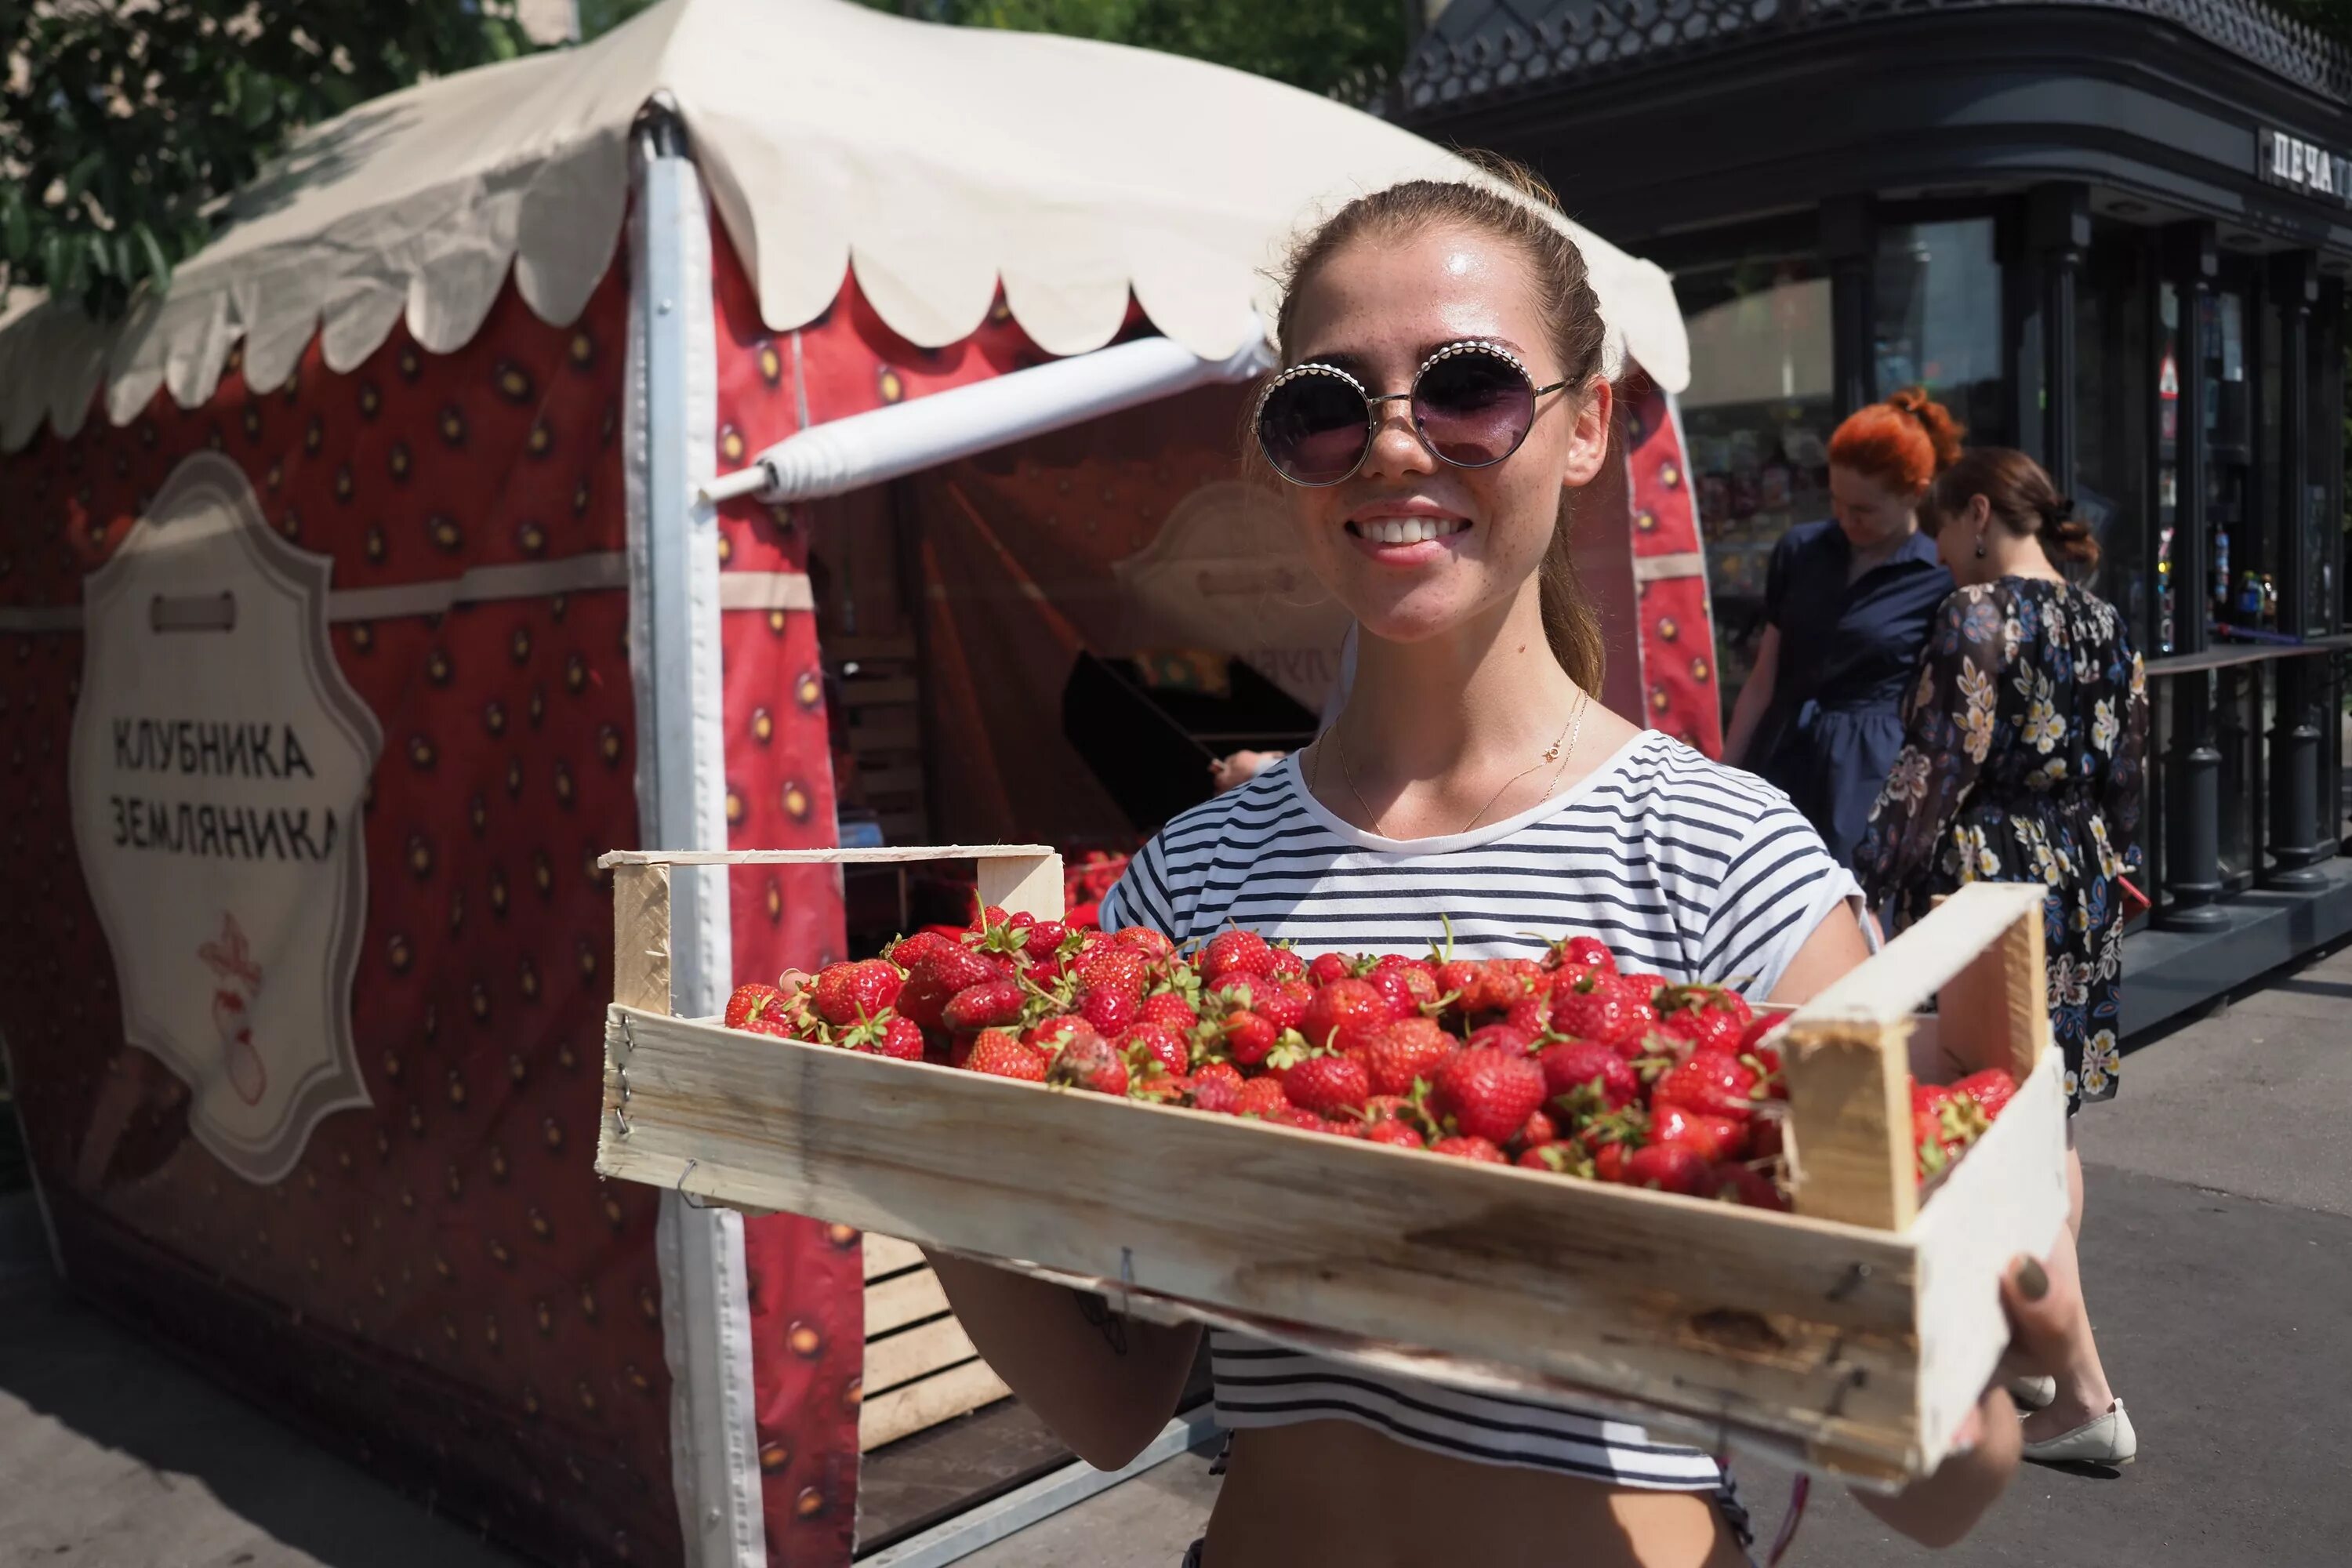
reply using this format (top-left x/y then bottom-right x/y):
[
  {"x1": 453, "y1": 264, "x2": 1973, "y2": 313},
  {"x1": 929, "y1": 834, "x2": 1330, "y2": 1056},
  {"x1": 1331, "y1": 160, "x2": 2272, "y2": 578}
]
[{"x1": 1097, "y1": 729, "x2": 1859, "y2": 1490}]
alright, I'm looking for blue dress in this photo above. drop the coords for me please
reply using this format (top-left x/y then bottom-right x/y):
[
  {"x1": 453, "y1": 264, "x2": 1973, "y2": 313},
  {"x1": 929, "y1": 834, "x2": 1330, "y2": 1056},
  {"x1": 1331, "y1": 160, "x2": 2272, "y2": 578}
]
[{"x1": 1751, "y1": 520, "x2": 1953, "y2": 866}]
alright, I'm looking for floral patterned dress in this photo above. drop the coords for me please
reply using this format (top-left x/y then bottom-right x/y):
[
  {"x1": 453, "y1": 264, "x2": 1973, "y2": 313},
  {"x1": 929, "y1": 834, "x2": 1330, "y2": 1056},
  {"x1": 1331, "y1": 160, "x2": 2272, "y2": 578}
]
[{"x1": 1856, "y1": 579, "x2": 2149, "y2": 1110}]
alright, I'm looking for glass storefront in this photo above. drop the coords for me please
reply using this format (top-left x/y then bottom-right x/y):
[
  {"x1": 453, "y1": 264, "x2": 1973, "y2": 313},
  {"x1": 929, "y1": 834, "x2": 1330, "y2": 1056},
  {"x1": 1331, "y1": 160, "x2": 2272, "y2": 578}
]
[
  {"x1": 2076, "y1": 223, "x2": 2152, "y2": 642},
  {"x1": 1874, "y1": 219, "x2": 2008, "y2": 440},
  {"x1": 1672, "y1": 254, "x2": 1836, "y2": 710}
]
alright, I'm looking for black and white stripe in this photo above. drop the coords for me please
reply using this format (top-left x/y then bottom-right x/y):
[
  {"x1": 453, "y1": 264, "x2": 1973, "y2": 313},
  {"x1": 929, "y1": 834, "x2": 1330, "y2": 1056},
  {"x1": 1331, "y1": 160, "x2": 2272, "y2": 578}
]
[{"x1": 1098, "y1": 728, "x2": 1858, "y2": 1491}]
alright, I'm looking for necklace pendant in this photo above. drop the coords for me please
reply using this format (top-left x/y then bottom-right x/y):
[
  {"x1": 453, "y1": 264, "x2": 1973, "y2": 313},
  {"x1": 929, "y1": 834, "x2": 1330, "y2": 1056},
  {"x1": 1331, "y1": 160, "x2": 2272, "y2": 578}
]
[{"x1": 1543, "y1": 745, "x2": 1561, "y2": 762}]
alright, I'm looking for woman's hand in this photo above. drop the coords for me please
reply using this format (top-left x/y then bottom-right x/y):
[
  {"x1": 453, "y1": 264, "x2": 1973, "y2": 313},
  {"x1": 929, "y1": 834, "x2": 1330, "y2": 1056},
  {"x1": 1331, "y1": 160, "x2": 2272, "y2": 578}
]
[{"x1": 1853, "y1": 1252, "x2": 2073, "y2": 1545}]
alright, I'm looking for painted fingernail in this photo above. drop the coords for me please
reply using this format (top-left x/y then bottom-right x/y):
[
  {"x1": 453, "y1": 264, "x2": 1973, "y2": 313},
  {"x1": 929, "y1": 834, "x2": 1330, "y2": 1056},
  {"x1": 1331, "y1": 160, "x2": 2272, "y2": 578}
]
[{"x1": 2013, "y1": 1257, "x2": 2049, "y2": 1301}]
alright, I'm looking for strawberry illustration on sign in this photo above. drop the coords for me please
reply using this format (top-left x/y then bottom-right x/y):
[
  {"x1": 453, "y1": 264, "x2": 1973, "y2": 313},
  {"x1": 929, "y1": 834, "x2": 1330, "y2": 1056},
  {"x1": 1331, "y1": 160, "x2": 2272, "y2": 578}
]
[
  {"x1": 198, "y1": 913, "x2": 268, "y2": 1106},
  {"x1": 70, "y1": 452, "x2": 379, "y2": 1183}
]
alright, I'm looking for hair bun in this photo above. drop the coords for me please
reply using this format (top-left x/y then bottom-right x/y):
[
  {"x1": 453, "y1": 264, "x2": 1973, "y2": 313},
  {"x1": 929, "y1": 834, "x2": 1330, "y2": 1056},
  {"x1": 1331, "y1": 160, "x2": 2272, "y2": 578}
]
[{"x1": 1886, "y1": 387, "x2": 1965, "y2": 473}]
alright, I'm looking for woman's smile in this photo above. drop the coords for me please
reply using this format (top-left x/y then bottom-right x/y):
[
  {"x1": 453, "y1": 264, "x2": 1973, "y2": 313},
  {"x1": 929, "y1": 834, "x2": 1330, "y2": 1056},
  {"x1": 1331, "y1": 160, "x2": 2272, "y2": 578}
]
[{"x1": 1343, "y1": 500, "x2": 1472, "y2": 564}]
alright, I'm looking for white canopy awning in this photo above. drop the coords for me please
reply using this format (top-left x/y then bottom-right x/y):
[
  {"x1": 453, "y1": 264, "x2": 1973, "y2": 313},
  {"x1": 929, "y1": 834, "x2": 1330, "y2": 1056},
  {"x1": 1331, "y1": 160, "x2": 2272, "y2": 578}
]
[{"x1": 0, "y1": 0, "x2": 1690, "y2": 452}]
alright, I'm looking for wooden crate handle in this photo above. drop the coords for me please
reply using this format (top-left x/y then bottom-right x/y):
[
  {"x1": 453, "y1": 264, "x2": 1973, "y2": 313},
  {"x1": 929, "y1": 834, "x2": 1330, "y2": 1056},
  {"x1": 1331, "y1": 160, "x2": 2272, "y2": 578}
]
[{"x1": 1780, "y1": 884, "x2": 2049, "y2": 1231}]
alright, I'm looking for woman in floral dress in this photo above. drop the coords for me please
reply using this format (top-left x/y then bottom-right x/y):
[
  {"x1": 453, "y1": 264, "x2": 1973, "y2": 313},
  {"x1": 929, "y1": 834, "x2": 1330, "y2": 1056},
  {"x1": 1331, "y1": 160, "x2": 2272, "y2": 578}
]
[{"x1": 1857, "y1": 447, "x2": 2147, "y2": 1468}]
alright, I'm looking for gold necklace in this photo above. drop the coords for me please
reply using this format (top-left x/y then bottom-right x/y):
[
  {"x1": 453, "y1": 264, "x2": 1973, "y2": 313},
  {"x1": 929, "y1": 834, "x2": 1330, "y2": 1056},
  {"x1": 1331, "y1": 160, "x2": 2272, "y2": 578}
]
[{"x1": 1327, "y1": 690, "x2": 1588, "y2": 837}]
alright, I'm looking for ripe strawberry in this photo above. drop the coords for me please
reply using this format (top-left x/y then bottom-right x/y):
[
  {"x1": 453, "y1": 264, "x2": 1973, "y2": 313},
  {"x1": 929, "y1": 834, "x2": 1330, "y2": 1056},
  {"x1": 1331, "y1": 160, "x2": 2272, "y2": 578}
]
[
  {"x1": 724, "y1": 983, "x2": 786, "y2": 1031},
  {"x1": 1078, "y1": 947, "x2": 1149, "y2": 1002},
  {"x1": 841, "y1": 1014, "x2": 924, "y2": 1061},
  {"x1": 1656, "y1": 983, "x2": 1751, "y2": 1054},
  {"x1": 1234, "y1": 1077, "x2": 1290, "y2": 1118},
  {"x1": 1119, "y1": 1022, "x2": 1190, "y2": 1080},
  {"x1": 1221, "y1": 1010, "x2": 1279, "y2": 1066},
  {"x1": 942, "y1": 978, "x2": 1029, "y2": 1033},
  {"x1": 1200, "y1": 928, "x2": 1275, "y2": 984},
  {"x1": 742, "y1": 1012, "x2": 798, "y2": 1040},
  {"x1": 1025, "y1": 1014, "x2": 1094, "y2": 1055},
  {"x1": 1301, "y1": 978, "x2": 1392, "y2": 1058},
  {"x1": 1430, "y1": 1135, "x2": 1508, "y2": 1163},
  {"x1": 1549, "y1": 970, "x2": 1643, "y2": 1054},
  {"x1": 1320, "y1": 1116, "x2": 1369, "y2": 1138},
  {"x1": 1189, "y1": 1075, "x2": 1243, "y2": 1114},
  {"x1": 1952, "y1": 1068, "x2": 2018, "y2": 1121},
  {"x1": 1022, "y1": 920, "x2": 1072, "y2": 962},
  {"x1": 1504, "y1": 991, "x2": 1552, "y2": 1039},
  {"x1": 1432, "y1": 1046, "x2": 1548, "y2": 1145},
  {"x1": 1592, "y1": 1142, "x2": 1628, "y2": 1181},
  {"x1": 1911, "y1": 1079, "x2": 1955, "y2": 1116},
  {"x1": 1516, "y1": 1108, "x2": 1560, "y2": 1148},
  {"x1": 972, "y1": 902, "x2": 1011, "y2": 932},
  {"x1": 1537, "y1": 1040, "x2": 1639, "y2": 1118},
  {"x1": 813, "y1": 959, "x2": 903, "y2": 1026},
  {"x1": 1047, "y1": 1029, "x2": 1128, "y2": 1095},
  {"x1": 966, "y1": 1031, "x2": 1046, "y2": 1081},
  {"x1": 1077, "y1": 985, "x2": 1140, "y2": 1036},
  {"x1": 1271, "y1": 1107, "x2": 1330, "y2": 1133},
  {"x1": 1709, "y1": 1163, "x2": 1788, "y2": 1210},
  {"x1": 1651, "y1": 1104, "x2": 1747, "y2": 1163},
  {"x1": 1277, "y1": 1053, "x2": 1371, "y2": 1116},
  {"x1": 1307, "y1": 952, "x2": 1357, "y2": 986},
  {"x1": 1518, "y1": 1141, "x2": 1595, "y2": 1177},
  {"x1": 1431, "y1": 958, "x2": 1481, "y2": 1014},
  {"x1": 1465, "y1": 1022, "x2": 1535, "y2": 1056},
  {"x1": 1112, "y1": 925, "x2": 1177, "y2": 962},
  {"x1": 1192, "y1": 1060, "x2": 1244, "y2": 1093},
  {"x1": 887, "y1": 931, "x2": 956, "y2": 971},
  {"x1": 1265, "y1": 947, "x2": 1308, "y2": 982},
  {"x1": 1367, "y1": 959, "x2": 1439, "y2": 1021},
  {"x1": 1257, "y1": 978, "x2": 1312, "y2": 1033},
  {"x1": 1360, "y1": 1093, "x2": 1416, "y2": 1125},
  {"x1": 1129, "y1": 1073, "x2": 1190, "y2": 1102},
  {"x1": 1748, "y1": 1116, "x2": 1785, "y2": 1162},
  {"x1": 1653, "y1": 1051, "x2": 1763, "y2": 1123},
  {"x1": 1366, "y1": 1120, "x2": 1424, "y2": 1149},
  {"x1": 1138, "y1": 990, "x2": 1200, "y2": 1033},
  {"x1": 1551, "y1": 935, "x2": 1616, "y2": 974},
  {"x1": 1367, "y1": 1017, "x2": 1456, "y2": 1097},
  {"x1": 898, "y1": 944, "x2": 1004, "y2": 1029},
  {"x1": 1622, "y1": 1144, "x2": 1711, "y2": 1194}
]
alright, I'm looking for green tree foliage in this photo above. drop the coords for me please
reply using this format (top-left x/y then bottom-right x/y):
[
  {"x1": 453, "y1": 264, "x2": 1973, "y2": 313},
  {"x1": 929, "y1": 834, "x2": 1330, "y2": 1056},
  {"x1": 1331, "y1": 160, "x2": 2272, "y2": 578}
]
[{"x1": 0, "y1": 2, "x2": 532, "y2": 318}]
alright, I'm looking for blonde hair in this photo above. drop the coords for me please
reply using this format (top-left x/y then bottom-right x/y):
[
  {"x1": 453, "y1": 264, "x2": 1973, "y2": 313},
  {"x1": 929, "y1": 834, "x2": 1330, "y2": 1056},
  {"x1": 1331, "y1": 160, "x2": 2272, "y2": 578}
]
[{"x1": 1267, "y1": 154, "x2": 1610, "y2": 692}]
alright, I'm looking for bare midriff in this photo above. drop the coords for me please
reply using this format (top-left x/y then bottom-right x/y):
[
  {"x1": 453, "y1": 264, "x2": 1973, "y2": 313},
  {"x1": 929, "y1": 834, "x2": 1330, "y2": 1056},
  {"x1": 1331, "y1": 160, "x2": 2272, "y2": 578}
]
[{"x1": 1197, "y1": 1421, "x2": 1753, "y2": 1568}]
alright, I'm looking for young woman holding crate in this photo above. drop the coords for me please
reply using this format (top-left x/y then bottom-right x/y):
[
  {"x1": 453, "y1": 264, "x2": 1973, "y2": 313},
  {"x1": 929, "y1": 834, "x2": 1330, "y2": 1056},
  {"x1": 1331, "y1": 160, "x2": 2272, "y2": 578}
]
[{"x1": 931, "y1": 161, "x2": 2069, "y2": 1566}]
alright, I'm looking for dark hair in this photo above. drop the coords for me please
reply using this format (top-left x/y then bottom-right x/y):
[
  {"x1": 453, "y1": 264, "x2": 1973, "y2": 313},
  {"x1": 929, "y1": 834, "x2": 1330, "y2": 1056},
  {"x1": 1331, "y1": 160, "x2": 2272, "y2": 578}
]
[
  {"x1": 1828, "y1": 387, "x2": 1965, "y2": 495},
  {"x1": 1267, "y1": 152, "x2": 1610, "y2": 693},
  {"x1": 1925, "y1": 447, "x2": 2100, "y2": 568}
]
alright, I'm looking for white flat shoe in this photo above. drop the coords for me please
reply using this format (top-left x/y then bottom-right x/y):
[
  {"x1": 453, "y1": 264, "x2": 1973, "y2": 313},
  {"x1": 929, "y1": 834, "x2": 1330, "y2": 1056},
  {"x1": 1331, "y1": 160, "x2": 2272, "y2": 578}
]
[
  {"x1": 2009, "y1": 1374, "x2": 2057, "y2": 1411},
  {"x1": 2022, "y1": 1399, "x2": 2137, "y2": 1466}
]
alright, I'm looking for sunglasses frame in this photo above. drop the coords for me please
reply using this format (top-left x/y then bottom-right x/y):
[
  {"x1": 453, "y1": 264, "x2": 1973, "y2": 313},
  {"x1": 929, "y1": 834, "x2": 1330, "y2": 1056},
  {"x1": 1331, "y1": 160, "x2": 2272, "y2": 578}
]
[{"x1": 1252, "y1": 338, "x2": 1572, "y2": 488}]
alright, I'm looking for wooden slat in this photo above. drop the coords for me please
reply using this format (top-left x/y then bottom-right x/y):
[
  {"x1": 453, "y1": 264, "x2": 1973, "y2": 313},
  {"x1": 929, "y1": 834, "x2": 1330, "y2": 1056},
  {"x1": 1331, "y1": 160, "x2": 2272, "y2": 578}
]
[
  {"x1": 977, "y1": 852, "x2": 1063, "y2": 921},
  {"x1": 864, "y1": 1267, "x2": 952, "y2": 1336},
  {"x1": 825, "y1": 633, "x2": 918, "y2": 661},
  {"x1": 849, "y1": 714, "x2": 920, "y2": 750},
  {"x1": 1937, "y1": 896, "x2": 2051, "y2": 1085},
  {"x1": 864, "y1": 1313, "x2": 981, "y2": 1395},
  {"x1": 601, "y1": 845, "x2": 1053, "y2": 868},
  {"x1": 1782, "y1": 1017, "x2": 1915, "y2": 1233},
  {"x1": 1794, "y1": 884, "x2": 2049, "y2": 1026},
  {"x1": 839, "y1": 677, "x2": 920, "y2": 707},
  {"x1": 858, "y1": 1359, "x2": 1010, "y2": 1452},
  {"x1": 863, "y1": 1234, "x2": 926, "y2": 1281},
  {"x1": 600, "y1": 1004, "x2": 1929, "y2": 1479},
  {"x1": 610, "y1": 863, "x2": 672, "y2": 1014},
  {"x1": 858, "y1": 765, "x2": 926, "y2": 796}
]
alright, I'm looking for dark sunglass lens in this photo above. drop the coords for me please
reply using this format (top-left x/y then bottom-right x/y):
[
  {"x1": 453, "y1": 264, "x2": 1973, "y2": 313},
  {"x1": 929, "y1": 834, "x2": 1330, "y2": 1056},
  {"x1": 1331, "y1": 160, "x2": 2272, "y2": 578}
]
[
  {"x1": 1414, "y1": 350, "x2": 1535, "y2": 467},
  {"x1": 1258, "y1": 374, "x2": 1369, "y2": 485}
]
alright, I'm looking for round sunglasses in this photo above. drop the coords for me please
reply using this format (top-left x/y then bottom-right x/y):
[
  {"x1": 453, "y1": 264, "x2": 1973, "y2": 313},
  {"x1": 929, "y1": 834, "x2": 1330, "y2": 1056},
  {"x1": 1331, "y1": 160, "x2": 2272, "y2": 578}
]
[{"x1": 1253, "y1": 339, "x2": 1570, "y2": 488}]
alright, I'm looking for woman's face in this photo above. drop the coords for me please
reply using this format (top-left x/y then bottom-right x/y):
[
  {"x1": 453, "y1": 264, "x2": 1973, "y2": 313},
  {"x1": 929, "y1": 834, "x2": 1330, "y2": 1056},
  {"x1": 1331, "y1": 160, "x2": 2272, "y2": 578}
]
[
  {"x1": 1277, "y1": 223, "x2": 1610, "y2": 650},
  {"x1": 1829, "y1": 465, "x2": 1921, "y2": 553}
]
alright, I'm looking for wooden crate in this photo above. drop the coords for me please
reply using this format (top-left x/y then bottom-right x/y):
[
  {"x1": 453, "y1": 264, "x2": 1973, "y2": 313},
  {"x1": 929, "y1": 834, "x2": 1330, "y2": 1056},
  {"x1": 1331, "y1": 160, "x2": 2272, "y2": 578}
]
[{"x1": 599, "y1": 848, "x2": 2067, "y2": 1486}]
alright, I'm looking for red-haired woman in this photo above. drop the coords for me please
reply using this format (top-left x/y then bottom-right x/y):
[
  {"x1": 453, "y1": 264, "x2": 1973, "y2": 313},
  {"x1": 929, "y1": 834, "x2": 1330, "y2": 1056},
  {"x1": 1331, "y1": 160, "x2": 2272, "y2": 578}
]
[
  {"x1": 1723, "y1": 391, "x2": 1962, "y2": 864},
  {"x1": 1857, "y1": 448, "x2": 2147, "y2": 1468}
]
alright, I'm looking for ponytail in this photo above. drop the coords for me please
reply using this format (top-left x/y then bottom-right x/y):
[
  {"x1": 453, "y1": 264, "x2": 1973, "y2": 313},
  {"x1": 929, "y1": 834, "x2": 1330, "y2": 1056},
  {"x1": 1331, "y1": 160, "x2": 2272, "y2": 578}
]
[{"x1": 1926, "y1": 448, "x2": 2100, "y2": 570}]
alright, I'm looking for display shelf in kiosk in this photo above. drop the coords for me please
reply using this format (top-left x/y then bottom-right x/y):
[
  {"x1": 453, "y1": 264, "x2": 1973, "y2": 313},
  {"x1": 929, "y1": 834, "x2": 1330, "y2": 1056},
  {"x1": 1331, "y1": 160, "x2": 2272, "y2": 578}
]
[{"x1": 599, "y1": 848, "x2": 2070, "y2": 1487}]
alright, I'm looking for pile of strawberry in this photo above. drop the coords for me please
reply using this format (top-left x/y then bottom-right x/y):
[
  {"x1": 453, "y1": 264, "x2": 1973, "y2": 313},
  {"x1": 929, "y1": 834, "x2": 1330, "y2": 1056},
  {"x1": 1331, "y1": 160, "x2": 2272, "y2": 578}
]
[
  {"x1": 1912, "y1": 1069, "x2": 2018, "y2": 1185},
  {"x1": 725, "y1": 906, "x2": 2019, "y2": 1210}
]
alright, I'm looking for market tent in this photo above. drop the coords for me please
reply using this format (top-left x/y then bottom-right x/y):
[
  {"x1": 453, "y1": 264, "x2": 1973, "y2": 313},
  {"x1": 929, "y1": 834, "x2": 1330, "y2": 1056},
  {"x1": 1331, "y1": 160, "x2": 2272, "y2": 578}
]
[{"x1": 0, "y1": 0, "x2": 1687, "y2": 451}]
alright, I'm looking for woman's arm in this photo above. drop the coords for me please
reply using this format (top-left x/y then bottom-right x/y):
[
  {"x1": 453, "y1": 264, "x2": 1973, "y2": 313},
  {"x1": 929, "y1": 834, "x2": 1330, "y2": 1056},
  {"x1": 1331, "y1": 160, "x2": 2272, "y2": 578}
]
[
  {"x1": 926, "y1": 1254, "x2": 1202, "y2": 1470},
  {"x1": 1721, "y1": 625, "x2": 1779, "y2": 768},
  {"x1": 2105, "y1": 649, "x2": 2151, "y2": 874},
  {"x1": 1853, "y1": 591, "x2": 1998, "y2": 908}
]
